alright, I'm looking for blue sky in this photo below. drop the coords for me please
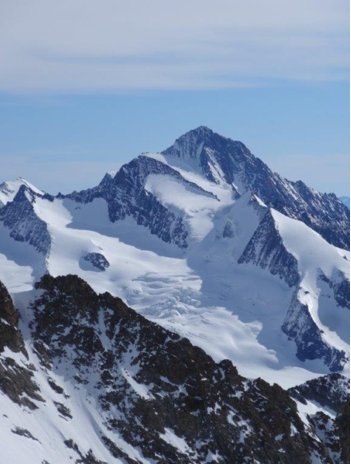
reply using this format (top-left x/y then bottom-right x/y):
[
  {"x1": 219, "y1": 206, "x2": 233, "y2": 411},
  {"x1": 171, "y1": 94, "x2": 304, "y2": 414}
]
[{"x1": 0, "y1": 0, "x2": 349, "y2": 195}]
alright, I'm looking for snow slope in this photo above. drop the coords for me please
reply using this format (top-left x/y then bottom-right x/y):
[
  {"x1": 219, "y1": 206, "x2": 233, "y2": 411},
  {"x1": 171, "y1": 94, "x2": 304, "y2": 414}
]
[
  {"x1": 273, "y1": 210, "x2": 349, "y2": 361},
  {"x1": 0, "y1": 127, "x2": 349, "y2": 464},
  {"x1": 0, "y1": 127, "x2": 349, "y2": 389},
  {"x1": 0, "y1": 175, "x2": 347, "y2": 389}
]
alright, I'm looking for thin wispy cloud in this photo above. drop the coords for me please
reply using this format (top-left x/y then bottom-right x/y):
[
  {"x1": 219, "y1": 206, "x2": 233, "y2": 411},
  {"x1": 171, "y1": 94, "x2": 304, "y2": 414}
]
[{"x1": 0, "y1": 0, "x2": 348, "y2": 93}]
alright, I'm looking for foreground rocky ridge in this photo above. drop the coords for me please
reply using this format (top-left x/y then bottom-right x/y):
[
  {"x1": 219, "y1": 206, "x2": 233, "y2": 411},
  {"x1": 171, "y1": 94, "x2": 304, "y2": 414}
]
[{"x1": 0, "y1": 275, "x2": 349, "y2": 463}]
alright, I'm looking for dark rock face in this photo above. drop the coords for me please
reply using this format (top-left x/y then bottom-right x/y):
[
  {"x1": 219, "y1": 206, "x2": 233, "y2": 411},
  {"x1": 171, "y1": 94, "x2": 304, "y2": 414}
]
[
  {"x1": 307, "y1": 398, "x2": 350, "y2": 464},
  {"x1": 163, "y1": 126, "x2": 262, "y2": 188},
  {"x1": 164, "y1": 127, "x2": 350, "y2": 250},
  {"x1": 26, "y1": 274, "x2": 339, "y2": 463},
  {"x1": 2, "y1": 127, "x2": 347, "y2": 257},
  {"x1": 319, "y1": 272, "x2": 350, "y2": 309},
  {"x1": 222, "y1": 220, "x2": 235, "y2": 238},
  {"x1": 107, "y1": 157, "x2": 189, "y2": 247},
  {"x1": 288, "y1": 374, "x2": 350, "y2": 413},
  {"x1": 0, "y1": 281, "x2": 25, "y2": 354},
  {"x1": 288, "y1": 180, "x2": 349, "y2": 250},
  {"x1": 82, "y1": 252, "x2": 110, "y2": 271},
  {"x1": 289, "y1": 373, "x2": 349, "y2": 462},
  {"x1": 65, "y1": 127, "x2": 349, "y2": 251},
  {"x1": 282, "y1": 295, "x2": 347, "y2": 372},
  {"x1": 309, "y1": 412, "x2": 344, "y2": 464},
  {"x1": 0, "y1": 357, "x2": 43, "y2": 410},
  {"x1": 238, "y1": 211, "x2": 300, "y2": 287},
  {"x1": 0, "y1": 275, "x2": 348, "y2": 462},
  {"x1": 64, "y1": 439, "x2": 107, "y2": 464},
  {"x1": 0, "y1": 185, "x2": 50, "y2": 254},
  {"x1": 0, "y1": 280, "x2": 43, "y2": 409},
  {"x1": 67, "y1": 156, "x2": 208, "y2": 248},
  {"x1": 335, "y1": 400, "x2": 350, "y2": 464}
]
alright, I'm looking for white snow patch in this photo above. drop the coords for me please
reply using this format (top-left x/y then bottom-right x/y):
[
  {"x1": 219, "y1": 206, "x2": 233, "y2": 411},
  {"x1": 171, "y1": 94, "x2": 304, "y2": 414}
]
[{"x1": 159, "y1": 428, "x2": 192, "y2": 455}]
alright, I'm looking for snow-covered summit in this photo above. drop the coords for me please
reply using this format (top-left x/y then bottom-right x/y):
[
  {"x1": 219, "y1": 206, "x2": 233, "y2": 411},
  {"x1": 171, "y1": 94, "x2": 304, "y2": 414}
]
[
  {"x1": 0, "y1": 127, "x2": 349, "y2": 462},
  {"x1": 0, "y1": 177, "x2": 44, "y2": 207},
  {"x1": 0, "y1": 127, "x2": 349, "y2": 385}
]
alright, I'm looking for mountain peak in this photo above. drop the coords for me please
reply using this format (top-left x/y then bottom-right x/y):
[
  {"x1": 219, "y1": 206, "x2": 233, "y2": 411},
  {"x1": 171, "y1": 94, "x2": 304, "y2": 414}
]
[
  {"x1": 187, "y1": 125, "x2": 215, "y2": 137},
  {"x1": 13, "y1": 177, "x2": 43, "y2": 195},
  {"x1": 0, "y1": 177, "x2": 43, "y2": 206},
  {"x1": 163, "y1": 126, "x2": 229, "y2": 158}
]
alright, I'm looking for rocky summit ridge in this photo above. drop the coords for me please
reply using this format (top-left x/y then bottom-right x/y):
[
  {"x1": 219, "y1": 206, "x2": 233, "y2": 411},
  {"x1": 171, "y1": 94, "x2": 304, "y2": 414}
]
[{"x1": 162, "y1": 126, "x2": 349, "y2": 249}]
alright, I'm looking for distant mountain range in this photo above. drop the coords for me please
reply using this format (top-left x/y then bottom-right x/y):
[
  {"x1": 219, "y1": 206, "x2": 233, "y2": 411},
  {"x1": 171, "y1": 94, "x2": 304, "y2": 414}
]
[{"x1": 0, "y1": 127, "x2": 349, "y2": 463}]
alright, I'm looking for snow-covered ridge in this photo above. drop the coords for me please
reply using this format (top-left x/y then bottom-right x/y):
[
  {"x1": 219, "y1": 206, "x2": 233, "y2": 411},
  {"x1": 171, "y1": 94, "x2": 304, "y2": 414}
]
[
  {"x1": 162, "y1": 127, "x2": 349, "y2": 250},
  {"x1": 0, "y1": 177, "x2": 44, "y2": 207},
  {"x1": 0, "y1": 126, "x2": 349, "y2": 385},
  {"x1": 0, "y1": 126, "x2": 349, "y2": 463}
]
